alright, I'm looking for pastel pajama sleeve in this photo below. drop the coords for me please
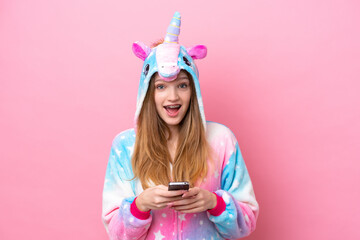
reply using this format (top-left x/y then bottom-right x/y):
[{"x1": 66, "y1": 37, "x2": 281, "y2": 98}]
[
  {"x1": 209, "y1": 139, "x2": 259, "y2": 239},
  {"x1": 102, "y1": 138, "x2": 152, "y2": 240}
]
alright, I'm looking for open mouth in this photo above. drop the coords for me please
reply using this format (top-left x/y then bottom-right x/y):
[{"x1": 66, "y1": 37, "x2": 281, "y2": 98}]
[{"x1": 164, "y1": 104, "x2": 181, "y2": 116}]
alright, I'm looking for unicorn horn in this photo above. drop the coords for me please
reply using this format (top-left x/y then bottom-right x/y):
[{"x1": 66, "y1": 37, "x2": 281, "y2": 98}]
[{"x1": 164, "y1": 12, "x2": 181, "y2": 44}]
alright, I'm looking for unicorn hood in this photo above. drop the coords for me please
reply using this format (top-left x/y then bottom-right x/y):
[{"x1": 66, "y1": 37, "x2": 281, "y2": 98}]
[{"x1": 132, "y1": 12, "x2": 207, "y2": 129}]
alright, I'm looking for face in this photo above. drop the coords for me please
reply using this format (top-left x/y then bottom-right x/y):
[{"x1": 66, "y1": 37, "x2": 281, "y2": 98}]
[{"x1": 153, "y1": 71, "x2": 191, "y2": 128}]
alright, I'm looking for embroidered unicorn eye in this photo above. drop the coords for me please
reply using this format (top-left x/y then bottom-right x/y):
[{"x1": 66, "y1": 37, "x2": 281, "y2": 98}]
[
  {"x1": 144, "y1": 64, "x2": 150, "y2": 76},
  {"x1": 183, "y1": 57, "x2": 191, "y2": 66}
]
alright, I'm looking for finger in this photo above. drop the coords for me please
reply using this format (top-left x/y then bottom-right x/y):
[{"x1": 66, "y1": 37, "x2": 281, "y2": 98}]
[
  {"x1": 163, "y1": 189, "x2": 188, "y2": 197},
  {"x1": 150, "y1": 203, "x2": 169, "y2": 210},
  {"x1": 172, "y1": 200, "x2": 204, "y2": 211},
  {"x1": 148, "y1": 196, "x2": 183, "y2": 210},
  {"x1": 181, "y1": 187, "x2": 200, "y2": 198},
  {"x1": 165, "y1": 195, "x2": 187, "y2": 203},
  {"x1": 156, "y1": 194, "x2": 186, "y2": 203},
  {"x1": 176, "y1": 206, "x2": 205, "y2": 213},
  {"x1": 170, "y1": 197, "x2": 198, "y2": 207},
  {"x1": 172, "y1": 203, "x2": 200, "y2": 211},
  {"x1": 156, "y1": 185, "x2": 169, "y2": 190},
  {"x1": 155, "y1": 186, "x2": 187, "y2": 197}
]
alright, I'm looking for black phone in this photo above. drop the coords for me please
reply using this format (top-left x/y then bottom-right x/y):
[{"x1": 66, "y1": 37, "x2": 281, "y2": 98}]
[{"x1": 168, "y1": 181, "x2": 190, "y2": 191}]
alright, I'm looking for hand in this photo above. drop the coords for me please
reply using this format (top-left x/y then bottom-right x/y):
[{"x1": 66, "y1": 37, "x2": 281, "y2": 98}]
[
  {"x1": 170, "y1": 187, "x2": 217, "y2": 213},
  {"x1": 136, "y1": 185, "x2": 187, "y2": 212}
]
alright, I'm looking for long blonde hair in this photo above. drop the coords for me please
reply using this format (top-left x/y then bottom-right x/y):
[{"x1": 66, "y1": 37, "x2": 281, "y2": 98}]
[{"x1": 131, "y1": 72, "x2": 210, "y2": 189}]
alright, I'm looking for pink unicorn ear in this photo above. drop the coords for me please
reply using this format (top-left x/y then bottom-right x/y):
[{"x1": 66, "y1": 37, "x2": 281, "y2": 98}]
[
  {"x1": 132, "y1": 41, "x2": 151, "y2": 61},
  {"x1": 187, "y1": 45, "x2": 207, "y2": 60}
]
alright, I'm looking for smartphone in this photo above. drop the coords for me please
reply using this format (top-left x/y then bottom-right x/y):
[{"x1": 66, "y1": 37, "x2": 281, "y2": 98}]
[{"x1": 168, "y1": 181, "x2": 190, "y2": 191}]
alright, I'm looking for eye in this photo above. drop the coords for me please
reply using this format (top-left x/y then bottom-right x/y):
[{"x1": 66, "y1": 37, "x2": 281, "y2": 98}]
[
  {"x1": 179, "y1": 83, "x2": 188, "y2": 89},
  {"x1": 143, "y1": 64, "x2": 150, "y2": 76},
  {"x1": 156, "y1": 84, "x2": 165, "y2": 90},
  {"x1": 183, "y1": 56, "x2": 191, "y2": 66}
]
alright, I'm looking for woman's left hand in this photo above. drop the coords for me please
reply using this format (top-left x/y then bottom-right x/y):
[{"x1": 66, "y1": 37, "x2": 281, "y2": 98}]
[{"x1": 170, "y1": 187, "x2": 217, "y2": 213}]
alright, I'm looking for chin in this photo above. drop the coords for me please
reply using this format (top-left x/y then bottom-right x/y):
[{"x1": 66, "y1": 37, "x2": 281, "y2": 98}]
[{"x1": 164, "y1": 119, "x2": 181, "y2": 126}]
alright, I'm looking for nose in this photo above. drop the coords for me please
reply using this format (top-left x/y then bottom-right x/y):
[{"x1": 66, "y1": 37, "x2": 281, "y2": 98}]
[{"x1": 168, "y1": 86, "x2": 180, "y2": 101}]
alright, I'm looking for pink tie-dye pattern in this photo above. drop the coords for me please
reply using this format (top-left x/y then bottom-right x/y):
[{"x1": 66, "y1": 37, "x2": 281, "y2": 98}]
[
  {"x1": 106, "y1": 209, "x2": 147, "y2": 240},
  {"x1": 105, "y1": 202, "x2": 152, "y2": 240},
  {"x1": 238, "y1": 201, "x2": 257, "y2": 233},
  {"x1": 102, "y1": 123, "x2": 259, "y2": 239}
]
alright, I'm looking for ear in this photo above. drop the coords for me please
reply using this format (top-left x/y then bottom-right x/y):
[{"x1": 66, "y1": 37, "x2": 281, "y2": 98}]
[
  {"x1": 187, "y1": 45, "x2": 207, "y2": 60},
  {"x1": 132, "y1": 41, "x2": 151, "y2": 61}
]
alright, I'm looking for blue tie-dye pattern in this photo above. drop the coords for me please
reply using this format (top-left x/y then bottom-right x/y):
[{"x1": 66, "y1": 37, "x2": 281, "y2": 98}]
[
  {"x1": 206, "y1": 137, "x2": 254, "y2": 239},
  {"x1": 103, "y1": 123, "x2": 258, "y2": 239},
  {"x1": 221, "y1": 143, "x2": 250, "y2": 191},
  {"x1": 103, "y1": 12, "x2": 258, "y2": 238},
  {"x1": 135, "y1": 45, "x2": 206, "y2": 131},
  {"x1": 104, "y1": 130, "x2": 136, "y2": 192}
]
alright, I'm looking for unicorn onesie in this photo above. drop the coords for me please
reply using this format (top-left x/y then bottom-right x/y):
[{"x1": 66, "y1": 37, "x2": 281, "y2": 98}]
[{"x1": 102, "y1": 12, "x2": 259, "y2": 240}]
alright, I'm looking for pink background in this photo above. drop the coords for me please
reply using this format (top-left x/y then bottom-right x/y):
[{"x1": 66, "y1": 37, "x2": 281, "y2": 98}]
[{"x1": 1, "y1": 0, "x2": 359, "y2": 239}]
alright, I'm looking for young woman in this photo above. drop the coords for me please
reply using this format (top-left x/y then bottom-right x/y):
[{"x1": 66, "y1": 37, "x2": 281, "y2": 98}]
[{"x1": 102, "y1": 12, "x2": 259, "y2": 240}]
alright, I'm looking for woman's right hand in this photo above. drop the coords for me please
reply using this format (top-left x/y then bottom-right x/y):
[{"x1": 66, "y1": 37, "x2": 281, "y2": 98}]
[{"x1": 135, "y1": 185, "x2": 187, "y2": 212}]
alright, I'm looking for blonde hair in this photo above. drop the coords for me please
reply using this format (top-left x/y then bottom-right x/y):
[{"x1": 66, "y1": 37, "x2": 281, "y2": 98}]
[{"x1": 131, "y1": 72, "x2": 210, "y2": 189}]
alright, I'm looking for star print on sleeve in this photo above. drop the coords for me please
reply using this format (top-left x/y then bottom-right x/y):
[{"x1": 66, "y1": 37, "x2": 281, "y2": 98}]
[
  {"x1": 154, "y1": 230, "x2": 165, "y2": 240},
  {"x1": 178, "y1": 213, "x2": 186, "y2": 222},
  {"x1": 127, "y1": 145, "x2": 134, "y2": 155}
]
